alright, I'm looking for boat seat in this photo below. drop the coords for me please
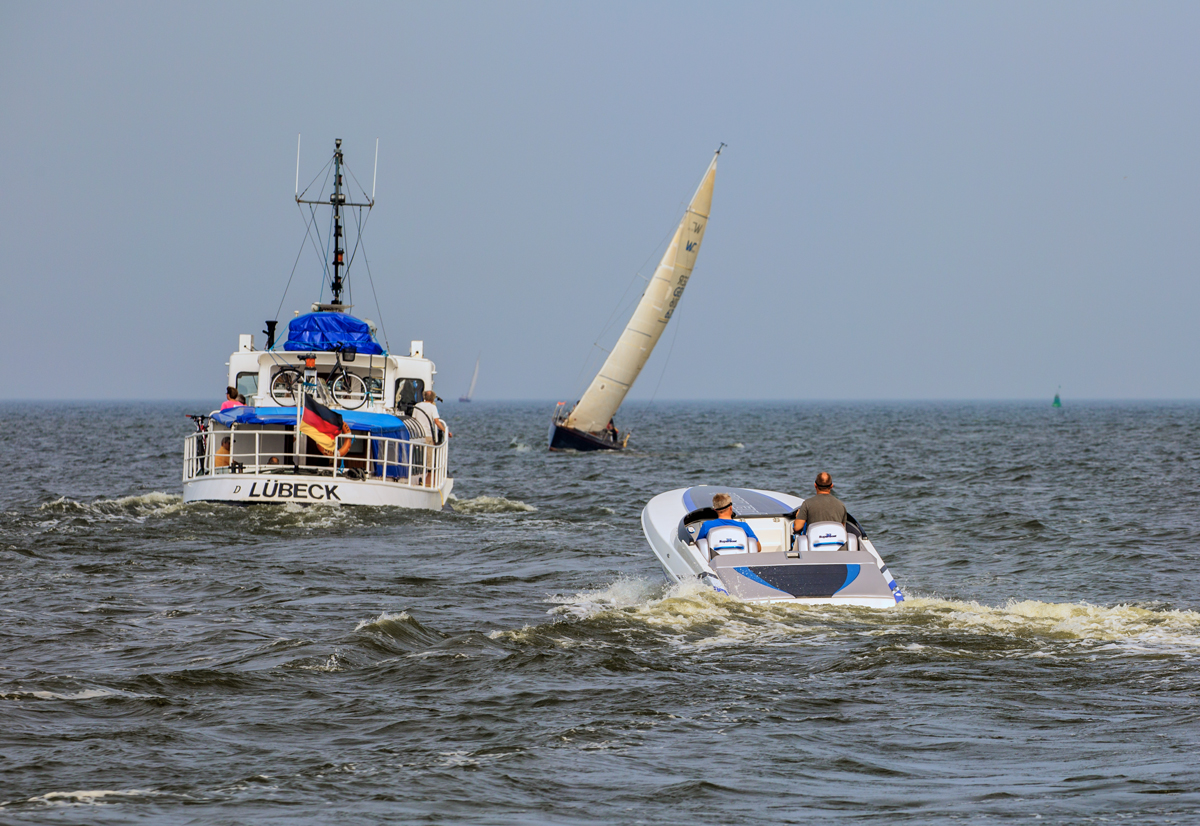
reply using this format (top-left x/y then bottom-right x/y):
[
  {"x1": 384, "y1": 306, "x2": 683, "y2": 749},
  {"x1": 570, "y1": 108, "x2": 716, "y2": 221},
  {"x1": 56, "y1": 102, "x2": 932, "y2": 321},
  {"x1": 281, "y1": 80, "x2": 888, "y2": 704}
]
[
  {"x1": 798, "y1": 521, "x2": 855, "y2": 552},
  {"x1": 697, "y1": 523, "x2": 760, "y2": 557}
]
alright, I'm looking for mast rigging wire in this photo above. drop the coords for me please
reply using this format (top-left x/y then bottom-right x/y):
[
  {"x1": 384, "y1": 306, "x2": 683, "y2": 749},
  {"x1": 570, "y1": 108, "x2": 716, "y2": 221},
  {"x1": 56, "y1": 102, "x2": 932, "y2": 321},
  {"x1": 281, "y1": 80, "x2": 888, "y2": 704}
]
[{"x1": 568, "y1": 218, "x2": 680, "y2": 401}]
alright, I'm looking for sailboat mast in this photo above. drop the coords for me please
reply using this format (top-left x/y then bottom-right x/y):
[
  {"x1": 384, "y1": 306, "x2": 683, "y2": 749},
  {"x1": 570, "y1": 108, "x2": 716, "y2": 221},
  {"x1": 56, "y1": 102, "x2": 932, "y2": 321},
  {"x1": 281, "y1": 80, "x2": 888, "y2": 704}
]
[{"x1": 330, "y1": 139, "x2": 346, "y2": 306}]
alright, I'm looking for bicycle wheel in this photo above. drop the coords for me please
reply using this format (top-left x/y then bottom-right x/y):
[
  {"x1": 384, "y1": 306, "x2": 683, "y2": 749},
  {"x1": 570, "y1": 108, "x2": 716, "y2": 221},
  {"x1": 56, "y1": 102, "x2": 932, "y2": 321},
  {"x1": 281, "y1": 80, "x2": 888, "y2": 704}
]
[
  {"x1": 270, "y1": 368, "x2": 305, "y2": 404},
  {"x1": 330, "y1": 371, "x2": 368, "y2": 409}
]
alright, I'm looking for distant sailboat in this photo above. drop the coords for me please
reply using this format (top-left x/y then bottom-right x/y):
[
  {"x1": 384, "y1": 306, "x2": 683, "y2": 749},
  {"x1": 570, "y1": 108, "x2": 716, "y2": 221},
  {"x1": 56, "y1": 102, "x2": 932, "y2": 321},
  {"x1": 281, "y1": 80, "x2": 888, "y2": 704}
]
[
  {"x1": 459, "y1": 356, "x2": 480, "y2": 403},
  {"x1": 550, "y1": 147, "x2": 721, "y2": 451}
]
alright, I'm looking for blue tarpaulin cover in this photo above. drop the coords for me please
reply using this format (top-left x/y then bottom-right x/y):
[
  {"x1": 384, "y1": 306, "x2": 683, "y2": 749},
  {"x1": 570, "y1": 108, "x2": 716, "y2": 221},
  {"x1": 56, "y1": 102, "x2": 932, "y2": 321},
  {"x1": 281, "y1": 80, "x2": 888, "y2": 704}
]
[
  {"x1": 211, "y1": 407, "x2": 413, "y2": 479},
  {"x1": 212, "y1": 407, "x2": 409, "y2": 439},
  {"x1": 282, "y1": 312, "x2": 384, "y2": 355}
]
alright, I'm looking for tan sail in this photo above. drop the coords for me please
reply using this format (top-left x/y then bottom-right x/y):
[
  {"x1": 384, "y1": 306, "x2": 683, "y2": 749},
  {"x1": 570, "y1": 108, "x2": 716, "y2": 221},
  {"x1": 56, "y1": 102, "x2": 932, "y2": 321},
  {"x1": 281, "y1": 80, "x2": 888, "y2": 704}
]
[{"x1": 564, "y1": 151, "x2": 718, "y2": 434}]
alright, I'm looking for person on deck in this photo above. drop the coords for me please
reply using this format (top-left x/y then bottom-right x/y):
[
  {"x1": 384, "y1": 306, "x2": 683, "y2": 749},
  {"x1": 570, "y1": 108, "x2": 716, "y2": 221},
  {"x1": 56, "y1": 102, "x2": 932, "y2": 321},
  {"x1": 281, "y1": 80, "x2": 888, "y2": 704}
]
[
  {"x1": 792, "y1": 472, "x2": 847, "y2": 534},
  {"x1": 219, "y1": 387, "x2": 241, "y2": 410},
  {"x1": 215, "y1": 437, "x2": 231, "y2": 469},
  {"x1": 696, "y1": 492, "x2": 760, "y2": 557},
  {"x1": 413, "y1": 391, "x2": 452, "y2": 442},
  {"x1": 412, "y1": 391, "x2": 451, "y2": 486},
  {"x1": 605, "y1": 418, "x2": 619, "y2": 443}
]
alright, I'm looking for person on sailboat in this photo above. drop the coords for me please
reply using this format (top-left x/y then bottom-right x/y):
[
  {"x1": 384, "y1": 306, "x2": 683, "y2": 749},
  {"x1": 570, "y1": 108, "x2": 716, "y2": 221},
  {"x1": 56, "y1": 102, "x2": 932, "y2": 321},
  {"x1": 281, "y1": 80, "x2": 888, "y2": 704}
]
[
  {"x1": 696, "y1": 492, "x2": 760, "y2": 558},
  {"x1": 605, "y1": 419, "x2": 619, "y2": 444}
]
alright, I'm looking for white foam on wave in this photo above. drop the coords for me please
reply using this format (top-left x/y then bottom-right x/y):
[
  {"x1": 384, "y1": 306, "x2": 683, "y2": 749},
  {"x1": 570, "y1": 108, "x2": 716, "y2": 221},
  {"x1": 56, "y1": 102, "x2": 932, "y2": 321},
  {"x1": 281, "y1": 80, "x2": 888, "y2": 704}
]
[
  {"x1": 355, "y1": 610, "x2": 411, "y2": 632},
  {"x1": 243, "y1": 500, "x2": 353, "y2": 532},
  {"x1": 546, "y1": 575, "x2": 668, "y2": 617},
  {"x1": 1, "y1": 688, "x2": 114, "y2": 701},
  {"x1": 902, "y1": 596, "x2": 1200, "y2": 647},
  {"x1": 14, "y1": 788, "x2": 160, "y2": 806},
  {"x1": 296, "y1": 651, "x2": 347, "y2": 672},
  {"x1": 501, "y1": 576, "x2": 1200, "y2": 655},
  {"x1": 36, "y1": 492, "x2": 185, "y2": 523},
  {"x1": 451, "y1": 495, "x2": 536, "y2": 514}
]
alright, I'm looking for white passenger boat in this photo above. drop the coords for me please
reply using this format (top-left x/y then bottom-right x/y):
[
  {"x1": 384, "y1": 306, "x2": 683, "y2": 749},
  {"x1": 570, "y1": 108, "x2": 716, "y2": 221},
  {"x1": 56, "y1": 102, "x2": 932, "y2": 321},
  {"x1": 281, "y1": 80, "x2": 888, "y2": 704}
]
[
  {"x1": 641, "y1": 486, "x2": 905, "y2": 608},
  {"x1": 550, "y1": 147, "x2": 722, "y2": 451},
  {"x1": 182, "y1": 139, "x2": 453, "y2": 509}
]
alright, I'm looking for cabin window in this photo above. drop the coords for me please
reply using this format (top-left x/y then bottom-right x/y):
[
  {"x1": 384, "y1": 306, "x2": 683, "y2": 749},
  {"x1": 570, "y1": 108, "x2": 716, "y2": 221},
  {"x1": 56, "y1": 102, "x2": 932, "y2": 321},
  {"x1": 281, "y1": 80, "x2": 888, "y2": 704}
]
[
  {"x1": 236, "y1": 372, "x2": 259, "y2": 401},
  {"x1": 395, "y1": 378, "x2": 425, "y2": 411}
]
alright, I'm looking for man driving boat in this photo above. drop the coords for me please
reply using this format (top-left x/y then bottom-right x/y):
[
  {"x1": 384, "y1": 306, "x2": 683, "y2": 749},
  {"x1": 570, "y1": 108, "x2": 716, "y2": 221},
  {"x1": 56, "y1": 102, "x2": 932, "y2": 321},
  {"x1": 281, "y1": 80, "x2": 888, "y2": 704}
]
[{"x1": 696, "y1": 492, "x2": 760, "y2": 558}]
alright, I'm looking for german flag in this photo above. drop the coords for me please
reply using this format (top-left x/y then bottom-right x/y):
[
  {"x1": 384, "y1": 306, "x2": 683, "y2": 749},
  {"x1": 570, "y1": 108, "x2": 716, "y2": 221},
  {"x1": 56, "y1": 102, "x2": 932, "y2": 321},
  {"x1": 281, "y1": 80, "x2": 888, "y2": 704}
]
[{"x1": 299, "y1": 395, "x2": 344, "y2": 453}]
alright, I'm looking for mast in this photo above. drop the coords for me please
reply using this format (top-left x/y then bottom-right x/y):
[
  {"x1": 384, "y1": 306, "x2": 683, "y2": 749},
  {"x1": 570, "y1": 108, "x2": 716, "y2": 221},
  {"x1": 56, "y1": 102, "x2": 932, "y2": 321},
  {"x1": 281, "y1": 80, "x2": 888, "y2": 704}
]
[
  {"x1": 330, "y1": 139, "x2": 346, "y2": 305},
  {"x1": 296, "y1": 139, "x2": 374, "y2": 311},
  {"x1": 564, "y1": 148, "x2": 720, "y2": 433}
]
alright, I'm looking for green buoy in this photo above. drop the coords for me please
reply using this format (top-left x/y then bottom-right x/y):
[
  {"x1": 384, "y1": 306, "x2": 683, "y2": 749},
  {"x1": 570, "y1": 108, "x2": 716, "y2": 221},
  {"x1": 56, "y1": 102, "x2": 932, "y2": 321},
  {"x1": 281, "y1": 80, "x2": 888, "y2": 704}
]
[{"x1": 1052, "y1": 388, "x2": 1062, "y2": 408}]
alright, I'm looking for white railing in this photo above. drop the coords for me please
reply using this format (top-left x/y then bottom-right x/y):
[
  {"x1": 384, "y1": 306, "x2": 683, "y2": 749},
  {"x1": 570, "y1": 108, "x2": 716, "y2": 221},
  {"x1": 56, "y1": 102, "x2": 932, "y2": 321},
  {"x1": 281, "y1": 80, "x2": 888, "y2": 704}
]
[{"x1": 183, "y1": 429, "x2": 449, "y2": 490}]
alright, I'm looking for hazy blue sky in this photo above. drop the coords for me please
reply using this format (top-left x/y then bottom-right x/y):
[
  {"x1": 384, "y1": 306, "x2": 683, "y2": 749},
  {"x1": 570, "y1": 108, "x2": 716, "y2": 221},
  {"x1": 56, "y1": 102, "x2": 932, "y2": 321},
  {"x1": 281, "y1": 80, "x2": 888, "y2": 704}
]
[{"x1": 3, "y1": 2, "x2": 1198, "y2": 401}]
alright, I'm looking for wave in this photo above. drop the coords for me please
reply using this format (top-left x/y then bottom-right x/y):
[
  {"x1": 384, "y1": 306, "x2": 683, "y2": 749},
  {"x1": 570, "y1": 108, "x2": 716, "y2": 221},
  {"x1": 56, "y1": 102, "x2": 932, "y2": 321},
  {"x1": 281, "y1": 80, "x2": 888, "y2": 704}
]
[
  {"x1": 450, "y1": 495, "x2": 536, "y2": 514},
  {"x1": 546, "y1": 576, "x2": 671, "y2": 618},
  {"x1": 498, "y1": 576, "x2": 1200, "y2": 654},
  {"x1": 355, "y1": 610, "x2": 446, "y2": 651},
  {"x1": 10, "y1": 789, "x2": 162, "y2": 807},
  {"x1": 0, "y1": 688, "x2": 115, "y2": 701},
  {"x1": 903, "y1": 596, "x2": 1200, "y2": 646},
  {"x1": 36, "y1": 492, "x2": 185, "y2": 521}
]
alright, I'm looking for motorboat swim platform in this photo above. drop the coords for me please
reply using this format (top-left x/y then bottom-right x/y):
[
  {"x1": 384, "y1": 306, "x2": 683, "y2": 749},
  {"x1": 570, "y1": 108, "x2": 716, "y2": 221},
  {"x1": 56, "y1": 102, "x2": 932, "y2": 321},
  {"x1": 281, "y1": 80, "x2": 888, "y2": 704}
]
[
  {"x1": 641, "y1": 486, "x2": 904, "y2": 608},
  {"x1": 182, "y1": 139, "x2": 452, "y2": 509}
]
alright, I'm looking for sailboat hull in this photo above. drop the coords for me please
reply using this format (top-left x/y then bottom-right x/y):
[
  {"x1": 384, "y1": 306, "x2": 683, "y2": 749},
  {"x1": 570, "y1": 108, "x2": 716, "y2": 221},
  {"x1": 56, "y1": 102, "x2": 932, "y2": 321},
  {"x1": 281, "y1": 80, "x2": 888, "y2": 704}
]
[{"x1": 548, "y1": 423, "x2": 622, "y2": 452}]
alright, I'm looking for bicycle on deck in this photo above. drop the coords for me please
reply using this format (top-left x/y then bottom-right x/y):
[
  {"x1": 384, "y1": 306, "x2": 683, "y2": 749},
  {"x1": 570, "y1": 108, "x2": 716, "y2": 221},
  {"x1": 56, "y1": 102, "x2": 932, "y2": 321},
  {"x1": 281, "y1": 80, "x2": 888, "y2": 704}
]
[{"x1": 269, "y1": 347, "x2": 368, "y2": 409}]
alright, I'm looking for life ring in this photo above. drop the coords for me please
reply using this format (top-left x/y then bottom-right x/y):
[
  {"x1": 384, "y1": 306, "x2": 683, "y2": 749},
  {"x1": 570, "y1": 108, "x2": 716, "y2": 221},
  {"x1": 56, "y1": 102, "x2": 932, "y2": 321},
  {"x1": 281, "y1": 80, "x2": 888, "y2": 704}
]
[{"x1": 316, "y1": 423, "x2": 354, "y2": 458}]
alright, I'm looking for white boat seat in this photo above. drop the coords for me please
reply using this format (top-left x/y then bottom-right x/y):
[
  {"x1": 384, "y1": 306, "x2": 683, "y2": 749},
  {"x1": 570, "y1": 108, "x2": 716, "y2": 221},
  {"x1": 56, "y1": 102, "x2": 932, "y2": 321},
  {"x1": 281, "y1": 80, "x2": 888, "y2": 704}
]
[
  {"x1": 697, "y1": 523, "x2": 760, "y2": 557},
  {"x1": 806, "y1": 521, "x2": 852, "y2": 551}
]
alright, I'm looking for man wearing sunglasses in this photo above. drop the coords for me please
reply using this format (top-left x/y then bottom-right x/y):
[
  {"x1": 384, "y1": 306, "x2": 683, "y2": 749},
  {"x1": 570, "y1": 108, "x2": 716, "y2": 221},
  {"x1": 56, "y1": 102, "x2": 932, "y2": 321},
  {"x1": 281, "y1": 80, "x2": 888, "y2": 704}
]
[{"x1": 696, "y1": 492, "x2": 760, "y2": 558}]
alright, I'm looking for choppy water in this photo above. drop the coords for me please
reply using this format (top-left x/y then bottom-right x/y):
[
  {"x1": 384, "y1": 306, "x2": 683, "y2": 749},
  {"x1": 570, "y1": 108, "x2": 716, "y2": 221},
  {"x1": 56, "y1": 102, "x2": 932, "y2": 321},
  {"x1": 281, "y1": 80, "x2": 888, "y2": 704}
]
[{"x1": 2, "y1": 400, "x2": 1199, "y2": 824}]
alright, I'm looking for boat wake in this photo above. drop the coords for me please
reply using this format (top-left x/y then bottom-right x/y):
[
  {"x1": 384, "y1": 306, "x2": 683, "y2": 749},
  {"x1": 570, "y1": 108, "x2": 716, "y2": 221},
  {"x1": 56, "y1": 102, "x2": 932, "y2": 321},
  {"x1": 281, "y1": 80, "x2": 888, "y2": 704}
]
[
  {"x1": 35, "y1": 492, "x2": 186, "y2": 522},
  {"x1": 450, "y1": 495, "x2": 537, "y2": 514},
  {"x1": 521, "y1": 577, "x2": 1200, "y2": 655}
]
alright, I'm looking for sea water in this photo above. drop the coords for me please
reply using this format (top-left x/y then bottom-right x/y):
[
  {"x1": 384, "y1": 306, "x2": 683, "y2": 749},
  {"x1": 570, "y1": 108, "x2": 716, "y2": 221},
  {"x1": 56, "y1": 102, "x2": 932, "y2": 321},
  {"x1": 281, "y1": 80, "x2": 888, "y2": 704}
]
[{"x1": 2, "y1": 400, "x2": 1199, "y2": 824}]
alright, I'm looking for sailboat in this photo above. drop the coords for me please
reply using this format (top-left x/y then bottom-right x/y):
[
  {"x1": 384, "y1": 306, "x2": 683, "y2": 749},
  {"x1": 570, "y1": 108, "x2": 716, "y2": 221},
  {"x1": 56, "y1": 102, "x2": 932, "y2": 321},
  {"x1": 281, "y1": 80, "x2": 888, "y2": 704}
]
[
  {"x1": 459, "y1": 355, "x2": 480, "y2": 402},
  {"x1": 549, "y1": 147, "x2": 721, "y2": 451}
]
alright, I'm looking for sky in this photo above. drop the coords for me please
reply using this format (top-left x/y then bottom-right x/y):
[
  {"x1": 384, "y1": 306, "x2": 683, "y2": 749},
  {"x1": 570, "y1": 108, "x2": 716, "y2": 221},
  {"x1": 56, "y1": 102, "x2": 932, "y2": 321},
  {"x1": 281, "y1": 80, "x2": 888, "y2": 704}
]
[{"x1": 3, "y1": 2, "x2": 1198, "y2": 401}]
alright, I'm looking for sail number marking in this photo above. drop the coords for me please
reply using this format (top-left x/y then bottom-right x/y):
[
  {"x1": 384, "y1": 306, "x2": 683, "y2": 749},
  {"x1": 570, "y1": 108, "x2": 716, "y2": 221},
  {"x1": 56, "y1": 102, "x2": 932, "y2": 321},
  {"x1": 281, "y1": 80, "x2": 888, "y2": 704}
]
[{"x1": 663, "y1": 273, "x2": 691, "y2": 320}]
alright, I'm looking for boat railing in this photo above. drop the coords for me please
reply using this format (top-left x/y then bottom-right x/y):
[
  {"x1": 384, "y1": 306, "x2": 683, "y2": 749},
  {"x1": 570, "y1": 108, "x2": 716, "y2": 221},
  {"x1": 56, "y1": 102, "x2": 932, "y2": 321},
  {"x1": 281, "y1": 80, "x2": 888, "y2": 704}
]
[{"x1": 183, "y1": 429, "x2": 448, "y2": 489}]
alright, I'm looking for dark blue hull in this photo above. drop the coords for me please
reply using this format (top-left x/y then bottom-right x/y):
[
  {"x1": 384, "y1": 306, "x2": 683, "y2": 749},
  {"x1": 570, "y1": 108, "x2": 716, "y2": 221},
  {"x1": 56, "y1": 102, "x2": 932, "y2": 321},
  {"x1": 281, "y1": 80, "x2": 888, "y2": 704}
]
[{"x1": 548, "y1": 423, "x2": 623, "y2": 452}]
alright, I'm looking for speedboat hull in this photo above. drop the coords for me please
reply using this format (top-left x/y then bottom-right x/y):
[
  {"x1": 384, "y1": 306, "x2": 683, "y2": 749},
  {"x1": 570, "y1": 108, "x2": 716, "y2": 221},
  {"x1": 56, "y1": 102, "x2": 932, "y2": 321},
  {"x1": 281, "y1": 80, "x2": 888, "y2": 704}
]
[{"x1": 641, "y1": 485, "x2": 904, "y2": 608}]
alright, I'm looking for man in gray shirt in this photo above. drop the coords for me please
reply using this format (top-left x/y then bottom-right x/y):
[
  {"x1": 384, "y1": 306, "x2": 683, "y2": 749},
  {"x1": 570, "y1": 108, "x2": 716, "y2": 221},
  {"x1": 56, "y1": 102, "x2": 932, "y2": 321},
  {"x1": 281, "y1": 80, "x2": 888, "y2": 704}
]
[{"x1": 793, "y1": 472, "x2": 846, "y2": 533}]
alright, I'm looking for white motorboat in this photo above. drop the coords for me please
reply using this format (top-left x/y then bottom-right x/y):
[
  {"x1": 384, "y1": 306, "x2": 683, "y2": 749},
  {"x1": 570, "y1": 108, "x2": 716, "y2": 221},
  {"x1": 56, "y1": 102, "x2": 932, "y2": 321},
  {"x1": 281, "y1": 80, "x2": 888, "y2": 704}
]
[
  {"x1": 182, "y1": 139, "x2": 453, "y2": 509},
  {"x1": 641, "y1": 486, "x2": 905, "y2": 608}
]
